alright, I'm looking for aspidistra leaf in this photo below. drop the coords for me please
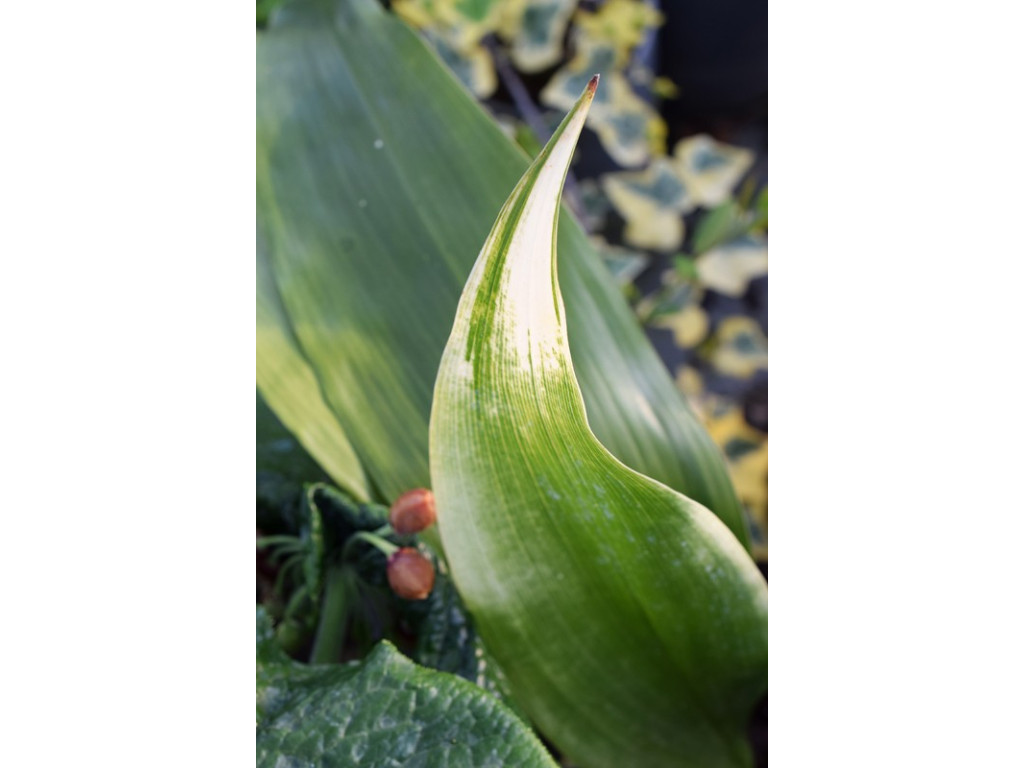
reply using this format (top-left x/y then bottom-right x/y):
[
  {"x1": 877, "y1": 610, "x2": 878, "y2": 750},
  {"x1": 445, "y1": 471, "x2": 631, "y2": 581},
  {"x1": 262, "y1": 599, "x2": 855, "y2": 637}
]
[
  {"x1": 256, "y1": 0, "x2": 748, "y2": 547},
  {"x1": 257, "y1": 217, "x2": 370, "y2": 503},
  {"x1": 430, "y1": 80, "x2": 768, "y2": 768}
]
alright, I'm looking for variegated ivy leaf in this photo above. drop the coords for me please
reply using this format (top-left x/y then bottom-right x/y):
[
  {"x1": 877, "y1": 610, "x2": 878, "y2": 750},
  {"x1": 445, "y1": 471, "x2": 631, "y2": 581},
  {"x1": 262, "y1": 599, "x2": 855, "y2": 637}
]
[
  {"x1": 696, "y1": 232, "x2": 769, "y2": 297},
  {"x1": 589, "y1": 74, "x2": 667, "y2": 166},
  {"x1": 431, "y1": 78, "x2": 768, "y2": 768},
  {"x1": 709, "y1": 316, "x2": 769, "y2": 379},
  {"x1": 393, "y1": 0, "x2": 499, "y2": 34},
  {"x1": 703, "y1": 401, "x2": 768, "y2": 561},
  {"x1": 393, "y1": 0, "x2": 499, "y2": 96},
  {"x1": 575, "y1": 176, "x2": 611, "y2": 231},
  {"x1": 573, "y1": 0, "x2": 664, "y2": 63},
  {"x1": 424, "y1": 29, "x2": 498, "y2": 97},
  {"x1": 496, "y1": 0, "x2": 577, "y2": 73},
  {"x1": 539, "y1": 37, "x2": 617, "y2": 113},
  {"x1": 673, "y1": 134, "x2": 756, "y2": 208},
  {"x1": 603, "y1": 156, "x2": 694, "y2": 250},
  {"x1": 647, "y1": 281, "x2": 709, "y2": 348},
  {"x1": 588, "y1": 234, "x2": 650, "y2": 286},
  {"x1": 540, "y1": 38, "x2": 665, "y2": 166}
]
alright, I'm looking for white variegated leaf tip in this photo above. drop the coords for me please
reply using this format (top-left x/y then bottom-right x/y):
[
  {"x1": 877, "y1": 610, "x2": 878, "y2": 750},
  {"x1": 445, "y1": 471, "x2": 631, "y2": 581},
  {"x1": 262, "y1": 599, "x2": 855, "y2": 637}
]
[
  {"x1": 440, "y1": 79, "x2": 598, "y2": 387},
  {"x1": 429, "y1": 75, "x2": 766, "y2": 768}
]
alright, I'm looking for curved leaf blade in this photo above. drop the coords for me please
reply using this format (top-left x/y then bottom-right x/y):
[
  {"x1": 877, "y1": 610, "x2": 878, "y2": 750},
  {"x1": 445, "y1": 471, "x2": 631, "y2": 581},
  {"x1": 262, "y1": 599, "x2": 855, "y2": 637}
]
[
  {"x1": 257, "y1": 217, "x2": 370, "y2": 502},
  {"x1": 430, "y1": 82, "x2": 768, "y2": 768},
  {"x1": 256, "y1": 0, "x2": 749, "y2": 547}
]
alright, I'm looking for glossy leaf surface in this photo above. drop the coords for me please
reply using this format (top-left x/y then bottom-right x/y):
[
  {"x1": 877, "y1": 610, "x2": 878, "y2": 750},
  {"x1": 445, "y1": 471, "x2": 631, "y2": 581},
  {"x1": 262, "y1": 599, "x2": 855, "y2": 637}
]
[
  {"x1": 255, "y1": 0, "x2": 748, "y2": 547},
  {"x1": 256, "y1": 608, "x2": 556, "y2": 767},
  {"x1": 430, "y1": 83, "x2": 769, "y2": 768}
]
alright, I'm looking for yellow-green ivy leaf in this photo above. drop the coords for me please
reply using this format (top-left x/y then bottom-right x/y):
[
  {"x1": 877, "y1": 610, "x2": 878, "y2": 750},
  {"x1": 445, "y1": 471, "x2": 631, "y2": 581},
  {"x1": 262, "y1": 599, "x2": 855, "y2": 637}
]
[
  {"x1": 589, "y1": 235, "x2": 650, "y2": 285},
  {"x1": 573, "y1": 0, "x2": 664, "y2": 63},
  {"x1": 497, "y1": 0, "x2": 577, "y2": 73},
  {"x1": 431, "y1": 79, "x2": 768, "y2": 768},
  {"x1": 703, "y1": 401, "x2": 768, "y2": 561},
  {"x1": 424, "y1": 29, "x2": 497, "y2": 97},
  {"x1": 709, "y1": 316, "x2": 768, "y2": 379},
  {"x1": 393, "y1": 0, "x2": 499, "y2": 96},
  {"x1": 539, "y1": 38, "x2": 618, "y2": 113},
  {"x1": 673, "y1": 134, "x2": 755, "y2": 208},
  {"x1": 648, "y1": 280, "x2": 709, "y2": 348},
  {"x1": 541, "y1": 41, "x2": 664, "y2": 167},
  {"x1": 696, "y1": 233, "x2": 769, "y2": 297},
  {"x1": 603, "y1": 156, "x2": 693, "y2": 250}
]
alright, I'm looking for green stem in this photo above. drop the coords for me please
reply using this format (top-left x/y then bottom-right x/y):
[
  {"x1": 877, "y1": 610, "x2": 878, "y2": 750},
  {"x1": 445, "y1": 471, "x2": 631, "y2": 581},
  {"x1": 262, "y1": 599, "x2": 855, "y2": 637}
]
[
  {"x1": 342, "y1": 531, "x2": 399, "y2": 562},
  {"x1": 309, "y1": 564, "x2": 352, "y2": 664}
]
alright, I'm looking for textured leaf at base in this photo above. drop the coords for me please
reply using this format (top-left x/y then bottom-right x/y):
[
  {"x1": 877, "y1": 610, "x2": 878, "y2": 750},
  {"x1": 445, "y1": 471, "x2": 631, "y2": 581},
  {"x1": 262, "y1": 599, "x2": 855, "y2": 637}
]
[{"x1": 257, "y1": 607, "x2": 557, "y2": 767}]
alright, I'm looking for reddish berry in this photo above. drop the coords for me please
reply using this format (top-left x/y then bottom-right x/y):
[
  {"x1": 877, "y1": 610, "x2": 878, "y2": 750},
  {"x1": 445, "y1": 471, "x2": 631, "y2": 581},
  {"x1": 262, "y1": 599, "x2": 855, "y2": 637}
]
[
  {"x1": 387, "y1": 547, "x2": 435, "y2": 600},
  {"x1": 389, "y1": 488, "x2": 437, "y2": 535}
]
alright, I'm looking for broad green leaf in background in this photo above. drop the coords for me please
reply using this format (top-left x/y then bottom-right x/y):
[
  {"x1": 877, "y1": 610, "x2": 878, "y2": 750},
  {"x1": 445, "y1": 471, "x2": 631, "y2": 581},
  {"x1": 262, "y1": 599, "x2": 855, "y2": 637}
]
[
  {"x1": 257, "y1": 219, "x2": 369, "y2": 503},
  {"x1": 256, "y1": 608, "x2": 557, "y2": 767},
  {"x1": 256, "y1": 0, "x2": 749, "y2": 546},
  {"x1": 430, "y1": 81, "x2": 768, "y2": 768}
]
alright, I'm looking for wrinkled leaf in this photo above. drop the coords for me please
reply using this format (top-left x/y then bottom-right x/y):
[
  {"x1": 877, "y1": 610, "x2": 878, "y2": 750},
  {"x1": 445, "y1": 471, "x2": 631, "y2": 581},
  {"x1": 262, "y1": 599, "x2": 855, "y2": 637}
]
[
  {"x1": 257, "y1": 608, "x2": 556, "y2": 767},
  {"x1": 256, "y1": 0, "x2": 748, "y2": 546},
  {"x1": 430, "y1": 81, "x2": 768, "y2": 768}
]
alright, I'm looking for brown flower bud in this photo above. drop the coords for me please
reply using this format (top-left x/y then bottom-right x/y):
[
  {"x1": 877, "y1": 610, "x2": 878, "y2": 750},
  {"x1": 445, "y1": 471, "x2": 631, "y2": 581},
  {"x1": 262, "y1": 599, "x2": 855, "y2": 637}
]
[
  {"x1": 389, "y1": 488, "x2": 437, "y2": 535},
  {"x1": 387, "y1": 547, "x2": 435, "y2": 600}
]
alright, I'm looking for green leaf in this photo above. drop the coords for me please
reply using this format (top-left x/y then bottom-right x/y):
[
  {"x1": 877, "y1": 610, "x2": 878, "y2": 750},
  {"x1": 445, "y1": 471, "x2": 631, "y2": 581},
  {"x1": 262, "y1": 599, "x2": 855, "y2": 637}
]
[
  {"x1": 753, "y1": 186, "x2": 768, "y2": 231},
  {"x1": 430, "y1": 82, "x2": 768, "y2": 768},
  {"x1": 257, "y1": 630, "x2": 558, "y2": 767},
  {"x1": 257, "y1": 391, "x2": 330, "y2": 531},
  {"x1": 257, "y1": 215, "x2": 370, "y2": 503},
  {"x1": 411, "y1": 566, "x2": 519, "y2": 710},
  {"x1": 691, "y1": 199, "x2": 749, "y2": 256},
  {"x1": 256, "y1": 0, "x2": 748, "y2": 546}
]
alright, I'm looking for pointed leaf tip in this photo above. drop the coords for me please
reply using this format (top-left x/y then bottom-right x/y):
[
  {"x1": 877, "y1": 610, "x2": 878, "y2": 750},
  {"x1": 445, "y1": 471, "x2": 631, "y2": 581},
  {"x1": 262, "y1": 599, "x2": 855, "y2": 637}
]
[
  {"x1": 587, "y1": 74, "x2": 600, "y2": 94},
  {"x1": 430, "y1": 67, "x2": 766, "y2": 768}
]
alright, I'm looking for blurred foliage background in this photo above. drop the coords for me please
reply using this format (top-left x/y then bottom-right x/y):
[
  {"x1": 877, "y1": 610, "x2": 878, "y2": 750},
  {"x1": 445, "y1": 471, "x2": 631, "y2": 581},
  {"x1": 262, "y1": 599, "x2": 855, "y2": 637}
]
[{"x1": 258, "y1": 0, "x2": 768, "y2": 561}]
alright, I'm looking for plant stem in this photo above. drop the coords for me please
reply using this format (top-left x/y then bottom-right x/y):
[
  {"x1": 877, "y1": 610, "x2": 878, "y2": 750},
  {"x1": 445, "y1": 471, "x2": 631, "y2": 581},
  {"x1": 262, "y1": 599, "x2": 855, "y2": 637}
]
[
  {"x1": 309, "y1": 563, "x2": 352, "y2": 664},
  {"x1": 342, "y1": 531, "x2": 399, "y2": 561}
]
